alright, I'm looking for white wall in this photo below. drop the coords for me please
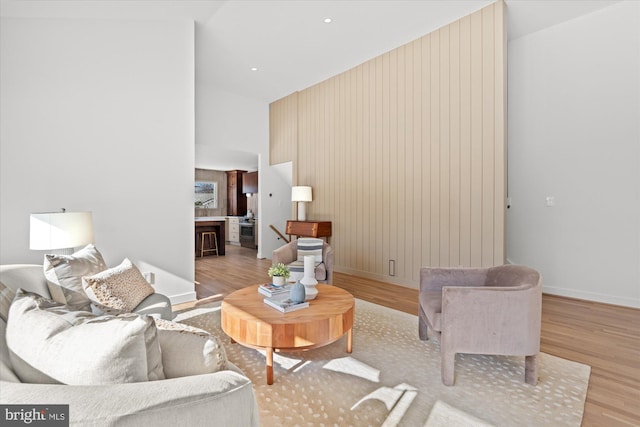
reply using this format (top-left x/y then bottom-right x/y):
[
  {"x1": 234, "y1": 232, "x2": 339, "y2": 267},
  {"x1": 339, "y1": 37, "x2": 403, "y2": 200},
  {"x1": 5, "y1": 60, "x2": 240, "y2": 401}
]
[
  {"x1": 507, "y1": 1, "x2": 640, "y2": 308},
  {"x1": 0, "y1": 17, "x2": 196, "y2": 303},
  {"x1": 195, "y1": 83, "x2": 292, "y2": 261}
]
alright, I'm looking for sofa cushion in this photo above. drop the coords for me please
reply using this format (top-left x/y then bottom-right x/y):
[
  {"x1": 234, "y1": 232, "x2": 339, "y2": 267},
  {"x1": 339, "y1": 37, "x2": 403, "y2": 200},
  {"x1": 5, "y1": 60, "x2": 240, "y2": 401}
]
[
  {"x1": 83, "y1": 258, "x2": 154, "y2": 314},
  {"x1": 0, "y1": 280, "x2": 15, "y2": 323},
  {"x1": 6, "y1": 290, "x2": 164, "y2": 385},
  {"x1": 43, "y1": 244, "x2": 107, "y2": 311},
  {"x1": 154, "y1": 318, "x2": 227, "y2": 378},
  {"x1": 0, "y1": 318, "x2": 20, "y2": 383},
  {"x1": 287, "y1": 260, "x2": 326, "y2": 282},
  {"x1": 296, "y1": 238, "x2": 324, "y2": 263}
]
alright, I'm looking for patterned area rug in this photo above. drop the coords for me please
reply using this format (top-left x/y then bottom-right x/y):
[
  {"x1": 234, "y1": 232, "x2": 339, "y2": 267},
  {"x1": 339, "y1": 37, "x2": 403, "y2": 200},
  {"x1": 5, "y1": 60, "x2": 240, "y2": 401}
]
[{"x1": 174, "y1": 299, "x2": 590, "y2": 427}]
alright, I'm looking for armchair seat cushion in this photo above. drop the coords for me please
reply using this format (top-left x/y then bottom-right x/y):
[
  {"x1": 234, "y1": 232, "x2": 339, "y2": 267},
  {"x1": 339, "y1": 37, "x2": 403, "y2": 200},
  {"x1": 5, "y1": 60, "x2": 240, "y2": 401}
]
[
  {"x1": 419, "y1": 289, "x2": 442, "y2": 332},
  {"x1": 287, "y1": 260, "x2": 326, "y2": 282}
]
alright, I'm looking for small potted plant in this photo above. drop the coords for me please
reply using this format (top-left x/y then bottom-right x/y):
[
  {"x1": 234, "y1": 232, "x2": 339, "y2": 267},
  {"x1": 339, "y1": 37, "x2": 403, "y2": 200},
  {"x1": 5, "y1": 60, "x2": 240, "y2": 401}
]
[{"x1": 268, "y1": 263, "x2": 290, "y2": 286}]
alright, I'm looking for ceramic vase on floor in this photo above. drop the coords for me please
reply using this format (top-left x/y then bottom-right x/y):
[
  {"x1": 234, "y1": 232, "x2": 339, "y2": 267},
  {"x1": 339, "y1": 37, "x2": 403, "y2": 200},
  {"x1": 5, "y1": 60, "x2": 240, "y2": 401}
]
[{"x1": 300, "y1": 255, "x2": 318, "y2": 300}]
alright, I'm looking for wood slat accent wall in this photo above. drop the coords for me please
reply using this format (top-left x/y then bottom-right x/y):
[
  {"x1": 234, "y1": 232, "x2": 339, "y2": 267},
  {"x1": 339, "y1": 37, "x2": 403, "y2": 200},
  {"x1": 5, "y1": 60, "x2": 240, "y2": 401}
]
[
  {"x1": 270, "y1": 2, "x2": 506, "y2": 288},
  {"x1": 269, "y1": 92, "x2": 298, "y2": 166}
]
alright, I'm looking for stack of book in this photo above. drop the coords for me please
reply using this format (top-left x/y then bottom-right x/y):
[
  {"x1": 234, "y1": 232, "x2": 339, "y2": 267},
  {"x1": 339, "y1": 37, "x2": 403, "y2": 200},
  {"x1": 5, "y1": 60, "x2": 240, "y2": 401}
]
[
  {"x1": 263, "y1": 296, "x2": 309, "y2": 313},
  {"x1": 258, "y1": 283, "x2": 291, "y2": 297}
]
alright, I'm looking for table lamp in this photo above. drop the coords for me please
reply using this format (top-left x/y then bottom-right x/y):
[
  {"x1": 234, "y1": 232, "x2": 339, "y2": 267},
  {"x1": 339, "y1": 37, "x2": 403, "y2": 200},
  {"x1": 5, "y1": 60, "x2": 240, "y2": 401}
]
[
  {"x1": 291, "y1": 186, "x2": 312, "y2": 221},
  {"x1": 30, "y1": 210, "x2": 94, "y2": 255}
]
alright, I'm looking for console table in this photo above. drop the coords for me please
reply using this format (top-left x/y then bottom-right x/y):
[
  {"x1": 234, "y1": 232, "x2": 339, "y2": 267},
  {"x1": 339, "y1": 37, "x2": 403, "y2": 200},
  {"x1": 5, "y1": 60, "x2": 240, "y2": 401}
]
[{"x1": 286, "y1": 220, "x2": 332, "y2": 243}]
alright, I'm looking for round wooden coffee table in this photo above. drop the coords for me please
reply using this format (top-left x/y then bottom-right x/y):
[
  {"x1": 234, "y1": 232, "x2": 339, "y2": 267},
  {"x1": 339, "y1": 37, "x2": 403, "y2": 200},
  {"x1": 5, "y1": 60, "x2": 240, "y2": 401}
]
[{"x1": 221, "y1": 284, "x2": 355, "y2": 385}]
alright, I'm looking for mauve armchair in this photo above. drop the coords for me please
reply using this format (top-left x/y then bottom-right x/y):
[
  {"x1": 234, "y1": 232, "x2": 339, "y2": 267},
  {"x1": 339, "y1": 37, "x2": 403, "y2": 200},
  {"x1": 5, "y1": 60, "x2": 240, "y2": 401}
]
[
  {"x1": 272, "y1": 240, "x2": 334, "y2": 284},
  {"x1": 418, "y1": 264, "x2": 542, "y2": 386}
]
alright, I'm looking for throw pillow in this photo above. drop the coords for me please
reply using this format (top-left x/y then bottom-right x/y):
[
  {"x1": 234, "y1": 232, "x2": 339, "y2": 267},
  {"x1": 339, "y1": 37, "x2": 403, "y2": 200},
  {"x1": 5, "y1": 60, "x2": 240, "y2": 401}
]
[
  {"x1": 6, "y1": 289, "x2": 164, "y2": 385},
  {"x1": 154, "y1": 318, "x2": 228, "y2": 378},
  {"x1": 82, "y1": 258, "x2": 154, "y2": 313},
  {"x1": 43, "y1": 244, "x2": 107, "y2": 311},
  {"x1": 0, "y1": 280, "x2": 15, "y2": 323},
  {"x1": 296, "y1": 238, "x2": 324, "y2": 263}
]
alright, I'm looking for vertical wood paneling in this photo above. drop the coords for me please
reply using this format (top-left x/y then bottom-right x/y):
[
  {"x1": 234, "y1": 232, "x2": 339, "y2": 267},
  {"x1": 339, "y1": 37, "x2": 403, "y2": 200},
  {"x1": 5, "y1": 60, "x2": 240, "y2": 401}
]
[
  {"x1": 449, "y1": 21, "x2": 461, "y2": 267},
  {"x1": 459, "y1": 15, "x2": 472, "y2": 267},
  {"x1": 470, "y1": 9, "x2": 483, "y2": 267},
  {"x1": 494, "y1": 3, "x2": 507, "y2": 265},
  {"x1": 269, "y1": 92, "x2": 298, "y2": 165},
  {"x1": 430, "y1": 30, "x2": 441, "y2": 267},
  {"x1": 272, "y1": 1, "x2": 506, "y2": 288},
  {"x1": 412, "y1": 38, "x2": 423, "y2": 282},
  {"x1": 481, "y1": 6, "x2": 496, "y2": 266}
]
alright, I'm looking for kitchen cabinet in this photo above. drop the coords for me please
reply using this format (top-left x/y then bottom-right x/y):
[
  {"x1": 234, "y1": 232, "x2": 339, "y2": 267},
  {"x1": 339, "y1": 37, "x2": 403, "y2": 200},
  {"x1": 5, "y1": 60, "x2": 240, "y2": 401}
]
[
  {"x1": 242, "y1": 171, "x2": 258, "y2": 194},
  {"x1": 226, "y1": 217, "x2": 240, "y2": 245},
  {"x1": 226, "y1": 170, "x2": 247, "y2": 216}
]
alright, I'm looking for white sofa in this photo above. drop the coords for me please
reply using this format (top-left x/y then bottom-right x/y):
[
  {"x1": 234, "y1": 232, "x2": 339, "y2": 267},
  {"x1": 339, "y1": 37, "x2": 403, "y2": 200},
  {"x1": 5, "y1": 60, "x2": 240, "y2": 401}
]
[{"x1": 0, "y1": 264, "x2": 260, "y2": 426}]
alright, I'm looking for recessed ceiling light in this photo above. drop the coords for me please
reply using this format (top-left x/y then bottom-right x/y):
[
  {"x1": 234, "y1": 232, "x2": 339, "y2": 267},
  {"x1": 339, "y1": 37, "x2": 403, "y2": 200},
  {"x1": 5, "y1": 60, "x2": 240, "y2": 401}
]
[
  {"x1": 323, "y1": 18, "x2": 332, "y2": 24},
  {"x1": 250, "y1": 67, "x2": 258, "y2": 71}
]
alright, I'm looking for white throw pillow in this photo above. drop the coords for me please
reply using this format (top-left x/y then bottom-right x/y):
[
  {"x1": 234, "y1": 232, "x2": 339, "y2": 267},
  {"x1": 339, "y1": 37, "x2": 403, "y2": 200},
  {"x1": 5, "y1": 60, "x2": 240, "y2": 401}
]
[
  {"x1": 296, "y1": 238, "x2": 324, "y2": 263},
  {"x1": 154, "y1": 318, "x2": 228, "y2": 378},
  {"x1": 43, "y1": 244, "x2": 107, "y2": 311},
  {"x1": 82, "y1": 258, "x2": 154, "y2": 314},
  {"x1": 6, "y1": 290, "x2": 165, "y2": 385}
]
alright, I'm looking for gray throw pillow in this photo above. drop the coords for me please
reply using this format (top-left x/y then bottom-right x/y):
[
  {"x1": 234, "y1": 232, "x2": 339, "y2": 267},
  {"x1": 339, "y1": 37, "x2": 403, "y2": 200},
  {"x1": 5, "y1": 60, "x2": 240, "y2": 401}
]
[{"x1": 43, "y1": 244, "x2": 107, "y2": 311}]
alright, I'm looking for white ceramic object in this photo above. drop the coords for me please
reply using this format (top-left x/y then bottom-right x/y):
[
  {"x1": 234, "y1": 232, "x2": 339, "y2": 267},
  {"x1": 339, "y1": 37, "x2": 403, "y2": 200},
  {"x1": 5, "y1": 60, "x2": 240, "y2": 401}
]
[{"x1": 300, "y1": 255, "x2": 318, "y2": 300}]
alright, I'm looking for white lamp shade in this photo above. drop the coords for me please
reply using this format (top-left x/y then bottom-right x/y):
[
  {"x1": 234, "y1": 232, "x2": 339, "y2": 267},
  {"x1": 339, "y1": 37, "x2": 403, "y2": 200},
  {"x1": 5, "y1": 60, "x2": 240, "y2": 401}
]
[
  {"x1": 30, "y1": 212, "x2": 94, "y2": 250},
  {"x1": 291, "y1": 186, "x2": 312, "y2": 202}
]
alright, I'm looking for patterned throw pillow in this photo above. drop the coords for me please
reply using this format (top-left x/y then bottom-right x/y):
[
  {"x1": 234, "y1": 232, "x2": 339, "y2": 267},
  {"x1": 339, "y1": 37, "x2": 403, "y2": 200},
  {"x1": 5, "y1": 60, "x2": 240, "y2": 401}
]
[
  {"x1": 154, "y1": 318, "x2": 228, "y2": 378},
  {"x1": 296, "y1": 238, "x2": 324, "y2": 263},
  {"x1": 82, "y1": 258, "x2": 154, "y2": 313},
  {"x1": 6, "y1": 290, "x2": 164, "y2": 385},
  {"x1": 43, "y1": 244, "x2": 107, "y2": 312}
]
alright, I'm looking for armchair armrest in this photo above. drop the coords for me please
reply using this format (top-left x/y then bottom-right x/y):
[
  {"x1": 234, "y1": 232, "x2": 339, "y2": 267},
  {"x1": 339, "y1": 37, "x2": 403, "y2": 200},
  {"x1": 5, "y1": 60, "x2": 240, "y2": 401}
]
[
  {"x1": 322, "y1": 244, "x2": 334, "y2": 284},
  {"x1": 420, "y1": 267, "x2": 488, "y2": 292},
  {"x1": 272, "y1": 242, "x2": 297, "y2": 266},
  {"x1": 441, "y1": 284, "x2": 541, "y2": 355}
]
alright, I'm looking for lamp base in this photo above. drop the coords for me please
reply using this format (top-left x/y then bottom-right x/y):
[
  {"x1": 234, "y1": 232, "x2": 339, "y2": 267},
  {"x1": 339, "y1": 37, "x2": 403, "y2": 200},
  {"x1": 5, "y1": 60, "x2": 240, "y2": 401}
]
[{"x1": 297, "y1": 202, "x2": 307, "y2": 221}]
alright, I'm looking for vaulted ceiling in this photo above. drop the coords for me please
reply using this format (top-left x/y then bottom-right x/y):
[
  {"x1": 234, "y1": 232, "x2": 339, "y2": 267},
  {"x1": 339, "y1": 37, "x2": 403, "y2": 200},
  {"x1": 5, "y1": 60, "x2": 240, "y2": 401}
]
[{"x1": 1, "y1": 0, "x2": 620, "y2": 103}]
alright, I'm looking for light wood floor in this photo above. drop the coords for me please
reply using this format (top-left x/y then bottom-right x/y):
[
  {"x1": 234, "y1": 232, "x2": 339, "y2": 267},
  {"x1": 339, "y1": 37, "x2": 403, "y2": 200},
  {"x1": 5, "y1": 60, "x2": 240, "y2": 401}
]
[{"x1": 188, "y1": 245, "x2": 640, "y2": 427}]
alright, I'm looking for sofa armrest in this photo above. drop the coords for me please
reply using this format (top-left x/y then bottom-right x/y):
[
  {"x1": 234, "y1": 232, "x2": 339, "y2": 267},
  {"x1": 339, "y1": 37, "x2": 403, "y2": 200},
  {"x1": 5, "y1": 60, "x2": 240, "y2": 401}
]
[
  {"x1": 272, "y1": 242, "x2": 297, "y2": 266},
  {"x1": 0, "y1": 370, "x2": 259, "y2": 427}
]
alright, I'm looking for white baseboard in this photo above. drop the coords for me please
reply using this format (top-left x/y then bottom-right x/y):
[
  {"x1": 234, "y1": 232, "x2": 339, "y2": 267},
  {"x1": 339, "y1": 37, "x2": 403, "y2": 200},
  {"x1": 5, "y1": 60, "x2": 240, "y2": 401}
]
[
  {"x1": 168, "y1": 291, "x2": 197, "y2": 305},
  {"x1": 543, "y1": 285, "x2": 640, "y2": 309}
]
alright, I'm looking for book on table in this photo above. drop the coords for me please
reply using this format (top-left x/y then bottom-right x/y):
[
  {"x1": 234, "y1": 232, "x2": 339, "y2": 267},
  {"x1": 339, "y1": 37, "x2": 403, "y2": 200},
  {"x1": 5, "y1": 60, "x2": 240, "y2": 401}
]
[
  {"x1": 258, "y1": 283, "x2": 292, "y2": 297},
  {"x1": 263, "y1": 296, "x2": 309, "y2": 313}
]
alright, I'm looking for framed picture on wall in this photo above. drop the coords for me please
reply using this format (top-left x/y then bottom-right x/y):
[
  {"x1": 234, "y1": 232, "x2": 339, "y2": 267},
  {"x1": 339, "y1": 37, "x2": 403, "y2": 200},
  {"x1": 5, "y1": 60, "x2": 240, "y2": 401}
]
[{"x1": 195, "y1": 181, "x2": 218, "y2": 209}]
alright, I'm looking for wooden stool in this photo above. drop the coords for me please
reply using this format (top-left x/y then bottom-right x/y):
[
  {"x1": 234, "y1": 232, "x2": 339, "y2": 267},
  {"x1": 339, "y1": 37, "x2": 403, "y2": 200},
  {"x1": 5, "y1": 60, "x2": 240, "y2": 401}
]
[{"x1": 200, "y1": 231, "x2": 219, "y2": 257}]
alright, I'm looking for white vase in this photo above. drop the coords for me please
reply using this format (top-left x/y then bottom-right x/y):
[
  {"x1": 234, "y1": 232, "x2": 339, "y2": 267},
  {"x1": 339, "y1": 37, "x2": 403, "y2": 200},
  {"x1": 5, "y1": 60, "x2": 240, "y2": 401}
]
[
  {"x1": 304, "y1": 283, "x2": 318, "y2": 301},
  {"x1": 272, "y1": 276, "x2": 286, "y2": 286},
  {"x1": 300, "y1": 255, "x2": 319, "y2": 300}
]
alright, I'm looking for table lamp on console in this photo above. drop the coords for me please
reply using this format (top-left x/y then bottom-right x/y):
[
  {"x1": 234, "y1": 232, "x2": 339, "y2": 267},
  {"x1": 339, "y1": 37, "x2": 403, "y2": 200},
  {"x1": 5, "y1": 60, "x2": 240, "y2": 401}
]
[{"x1": 291, "y1": 186, "x2": 312, "y2": 221}]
